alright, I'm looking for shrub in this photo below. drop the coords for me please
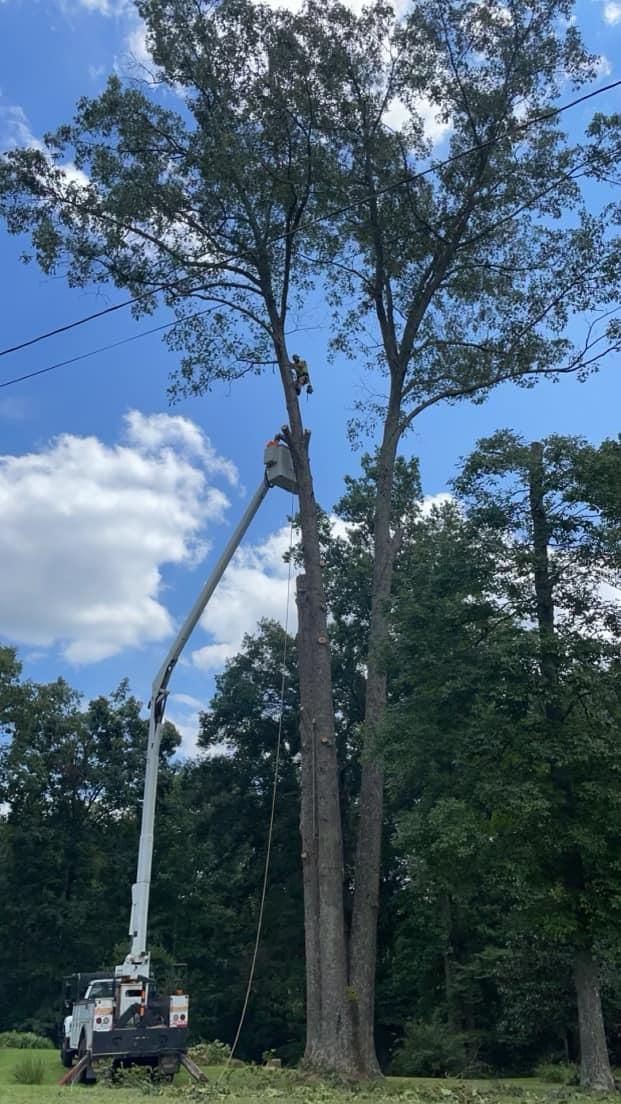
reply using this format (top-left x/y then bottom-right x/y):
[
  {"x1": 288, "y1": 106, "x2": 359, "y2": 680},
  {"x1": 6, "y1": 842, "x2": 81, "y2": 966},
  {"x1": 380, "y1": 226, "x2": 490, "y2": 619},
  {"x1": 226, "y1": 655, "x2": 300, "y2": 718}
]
[
  {"x1": 13, "y1": 1055, "x2": 45, "y2": 1084},
  {"x1": 533, "y1": 1061, "x2": 578, "y2": 1084},
  {"x1": 187, "y1": 1039, "x2": 232, "y2": 1065},
  {"x1": 389, "y1": 1017, "x2": 470, "y2": 1077},
  {"x1": 0, "y1": 1030, "x2": 53, "y2": 1049}
]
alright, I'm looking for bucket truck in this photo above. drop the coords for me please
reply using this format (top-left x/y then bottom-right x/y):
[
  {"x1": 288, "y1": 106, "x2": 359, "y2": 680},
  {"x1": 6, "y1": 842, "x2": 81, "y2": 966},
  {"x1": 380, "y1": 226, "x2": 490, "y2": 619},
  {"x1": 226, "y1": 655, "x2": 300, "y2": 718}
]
[{"x1": 59, "y1": 441, "x2": 297, "y2": 1084}]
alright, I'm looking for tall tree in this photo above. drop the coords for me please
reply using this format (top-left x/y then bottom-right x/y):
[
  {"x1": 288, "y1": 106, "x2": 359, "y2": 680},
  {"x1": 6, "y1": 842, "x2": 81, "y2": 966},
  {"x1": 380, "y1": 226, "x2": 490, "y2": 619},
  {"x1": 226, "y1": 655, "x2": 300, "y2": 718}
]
[
  {"x1": 452, "y1": 432, "x2": 621, "y2": 1090},
  {"x1": 3, "y1": 0, "x2": 621, "y2": 1073}
]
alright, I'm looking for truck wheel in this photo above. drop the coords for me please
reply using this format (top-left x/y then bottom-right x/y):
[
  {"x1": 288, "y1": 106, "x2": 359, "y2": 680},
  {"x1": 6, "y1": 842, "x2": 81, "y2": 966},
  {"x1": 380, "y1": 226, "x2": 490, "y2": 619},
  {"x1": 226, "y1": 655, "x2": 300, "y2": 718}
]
[
  {"x1": 158, "y1": 1055, "x2": 179, "y2": 1082},
  {"x1": 60, "y1": 1039, "x2": 75, "y2": 1068},
  {"x1": 77, "y1": 1034, "x2": 88, "y2": 1084}
]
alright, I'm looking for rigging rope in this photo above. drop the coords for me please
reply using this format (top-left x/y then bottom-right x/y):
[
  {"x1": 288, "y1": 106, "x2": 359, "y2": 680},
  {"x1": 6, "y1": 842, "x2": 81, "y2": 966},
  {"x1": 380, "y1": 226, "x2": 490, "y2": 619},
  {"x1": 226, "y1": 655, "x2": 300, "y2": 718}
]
[{"x1": 219, "y1": 503, "x2": 296, "y2": 1079}]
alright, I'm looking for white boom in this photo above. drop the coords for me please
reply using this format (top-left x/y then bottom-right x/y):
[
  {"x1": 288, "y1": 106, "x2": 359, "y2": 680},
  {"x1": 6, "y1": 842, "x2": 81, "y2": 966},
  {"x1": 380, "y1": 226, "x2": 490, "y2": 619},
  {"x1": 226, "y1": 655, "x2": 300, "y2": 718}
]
[{"x1": 119, "y1": 442, "x2": 297, "y2": 979}]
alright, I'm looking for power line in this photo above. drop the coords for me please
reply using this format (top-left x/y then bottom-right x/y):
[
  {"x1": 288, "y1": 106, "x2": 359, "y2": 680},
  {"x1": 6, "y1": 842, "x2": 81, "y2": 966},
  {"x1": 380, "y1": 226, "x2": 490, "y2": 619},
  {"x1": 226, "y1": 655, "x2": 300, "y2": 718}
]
[
  {"x1": 1, "y1": 75, "x2": 619, "y2": 374},
  {"x1": 0, "y1": 292, "x2": 155, "y2": 359},
  {"x1": 0, "y1": 310, "x2": 213, "y2": 389}
]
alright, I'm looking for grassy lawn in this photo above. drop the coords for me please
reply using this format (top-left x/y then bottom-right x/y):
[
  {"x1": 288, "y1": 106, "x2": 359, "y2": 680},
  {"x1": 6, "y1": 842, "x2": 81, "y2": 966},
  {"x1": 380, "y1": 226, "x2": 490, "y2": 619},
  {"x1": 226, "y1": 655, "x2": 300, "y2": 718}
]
[{"x1": 0, "y1": 1049, "x2": 616, "y2": 1104}]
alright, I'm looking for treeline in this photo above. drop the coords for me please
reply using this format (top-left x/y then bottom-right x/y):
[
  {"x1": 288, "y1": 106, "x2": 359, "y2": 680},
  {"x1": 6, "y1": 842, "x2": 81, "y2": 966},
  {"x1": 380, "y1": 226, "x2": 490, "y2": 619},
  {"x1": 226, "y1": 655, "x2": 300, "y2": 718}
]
[{"x1": 1, "y1": 430, "x2": 621, "y2": 1076}]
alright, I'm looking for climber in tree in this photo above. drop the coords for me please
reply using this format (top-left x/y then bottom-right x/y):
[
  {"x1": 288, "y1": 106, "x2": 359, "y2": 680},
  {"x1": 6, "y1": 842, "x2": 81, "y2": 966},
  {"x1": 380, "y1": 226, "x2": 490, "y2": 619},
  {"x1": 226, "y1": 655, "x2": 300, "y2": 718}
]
[{"x1": 290, "y1": 354, "x2": 313, "y2": 396}]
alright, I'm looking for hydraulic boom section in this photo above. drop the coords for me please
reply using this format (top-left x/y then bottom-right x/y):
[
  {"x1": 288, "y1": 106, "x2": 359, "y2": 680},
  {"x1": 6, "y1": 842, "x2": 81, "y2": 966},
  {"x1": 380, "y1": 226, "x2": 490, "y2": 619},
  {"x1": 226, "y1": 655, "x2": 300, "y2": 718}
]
[{"x1": 122, "y1": 440, "x2": 297, "y2": 979}]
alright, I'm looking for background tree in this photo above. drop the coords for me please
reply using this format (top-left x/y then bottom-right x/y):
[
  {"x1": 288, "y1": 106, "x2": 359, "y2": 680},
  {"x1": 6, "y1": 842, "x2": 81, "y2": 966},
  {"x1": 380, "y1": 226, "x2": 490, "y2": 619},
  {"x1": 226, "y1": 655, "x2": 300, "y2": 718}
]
[
  {"x1": 452, "y1": 433, "x2": 621, "y2": 1088},
  {"x1": 0, "y1": 661, "x2": 178, "y2": 1031},
  {"x1": 151, "y1": 620, "x2": 305, "y2": 1058}
]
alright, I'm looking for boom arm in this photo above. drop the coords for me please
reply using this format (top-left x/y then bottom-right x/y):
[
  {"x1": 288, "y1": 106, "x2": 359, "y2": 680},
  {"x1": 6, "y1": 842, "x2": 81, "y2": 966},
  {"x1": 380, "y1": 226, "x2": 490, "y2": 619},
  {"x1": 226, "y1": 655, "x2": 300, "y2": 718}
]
[{"x1": 121, "y1": 443, "x2": 297, "y2": 975}]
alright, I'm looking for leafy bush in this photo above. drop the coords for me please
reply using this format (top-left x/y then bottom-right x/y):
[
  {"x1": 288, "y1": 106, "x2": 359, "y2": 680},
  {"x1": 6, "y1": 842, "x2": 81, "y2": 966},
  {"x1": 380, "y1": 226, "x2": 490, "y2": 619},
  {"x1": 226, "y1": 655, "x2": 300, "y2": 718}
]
[
  {"x1": 389, "y1": 1017, "x2": 470, "y2": 1077},
  {"x1": 105, "y1": 1066, "x2": 164, "y2": 1094},
  {"x1": 187, "y1": 1039, "x2": 232, "y2": 1065},
  {"x1": 533, "y1": 1061, "x2": 577, "y2": 1084},
  {"x1": 0, "y1": 1030, "x2": 53, "y2": 1049},
  {"x1": 13, "y1": 1055, "x2": 45, "y2": 1084}
]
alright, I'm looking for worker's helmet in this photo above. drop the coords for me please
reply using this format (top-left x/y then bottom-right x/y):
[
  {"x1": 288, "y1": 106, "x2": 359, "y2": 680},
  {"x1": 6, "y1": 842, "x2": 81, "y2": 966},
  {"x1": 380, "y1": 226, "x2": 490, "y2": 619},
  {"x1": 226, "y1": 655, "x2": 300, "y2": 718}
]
[{"x1": 292, "y1": 353, "x2": 300, "y2": 362}]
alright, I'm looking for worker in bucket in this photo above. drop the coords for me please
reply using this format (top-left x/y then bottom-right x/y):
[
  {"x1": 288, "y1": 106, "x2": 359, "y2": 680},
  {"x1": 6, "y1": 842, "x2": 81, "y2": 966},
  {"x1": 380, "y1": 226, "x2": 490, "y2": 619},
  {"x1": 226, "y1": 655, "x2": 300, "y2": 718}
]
[{"x1": 290, "y1": 353, "x2": 313, "y2": 396}]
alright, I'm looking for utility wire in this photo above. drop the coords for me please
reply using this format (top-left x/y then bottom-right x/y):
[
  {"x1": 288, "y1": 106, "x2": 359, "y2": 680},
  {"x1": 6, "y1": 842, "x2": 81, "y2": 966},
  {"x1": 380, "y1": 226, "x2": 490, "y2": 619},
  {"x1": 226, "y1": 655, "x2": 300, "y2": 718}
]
[
  {"x1": 0, "y1": 310, "x2": 214, "y2": 390},
  {"x1": 219, "y1": 506, "x2": 296, "y2": 1079},
  {"x1": 1, "y1": 76, "x2": 619, "y2": 366},
  {"x1": 0, "y1": 294, "x2": 152, "y2": 358}
]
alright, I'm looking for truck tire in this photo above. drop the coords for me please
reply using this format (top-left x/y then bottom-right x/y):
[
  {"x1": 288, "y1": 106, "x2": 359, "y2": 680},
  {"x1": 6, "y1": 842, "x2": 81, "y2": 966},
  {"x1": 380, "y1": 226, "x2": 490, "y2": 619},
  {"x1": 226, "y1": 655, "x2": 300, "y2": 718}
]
[
  {"x1": 77, "y1": 1033, "x2": 88, "y2": 1084},
  {"x1": 60, "y1": 1039, "x2": 75, "y2": 1068},
  {"x1": 158, "y1": 1054, "x2": 179, "y2": 1082}
]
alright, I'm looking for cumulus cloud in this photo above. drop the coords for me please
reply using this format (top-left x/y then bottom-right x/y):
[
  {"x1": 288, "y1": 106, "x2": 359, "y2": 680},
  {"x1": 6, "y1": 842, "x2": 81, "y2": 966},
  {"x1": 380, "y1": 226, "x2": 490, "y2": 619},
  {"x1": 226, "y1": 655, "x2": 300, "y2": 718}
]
[
  {"x1": 190, "y1": 496, "x2": 456, "y2": 674},
  {"x1": 192, "y1": 525, "x2": 296, "y2": 672},
  {"x1": 125, "y1": 410, "x2": 239, "y2": 486},
  {"x1": 0, "y1": 413, "x2": 238, "y2": 663},
  {"x1": 603, "y1": 1, "x2": 621, "y2": 22},
  {"x1": 167, "y1": 692, "x2": 208, "y2": 758},
  {"x1": 124, "y1": 21, "x2": 152, "y2": 67}
]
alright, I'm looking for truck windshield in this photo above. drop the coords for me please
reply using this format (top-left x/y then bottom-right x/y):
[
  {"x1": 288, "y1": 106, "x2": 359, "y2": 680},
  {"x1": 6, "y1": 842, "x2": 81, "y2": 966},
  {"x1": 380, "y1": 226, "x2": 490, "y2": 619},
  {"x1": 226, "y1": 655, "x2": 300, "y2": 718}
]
[{"x1": 88, "y1": 980, "x2": 113, "y2": 998}]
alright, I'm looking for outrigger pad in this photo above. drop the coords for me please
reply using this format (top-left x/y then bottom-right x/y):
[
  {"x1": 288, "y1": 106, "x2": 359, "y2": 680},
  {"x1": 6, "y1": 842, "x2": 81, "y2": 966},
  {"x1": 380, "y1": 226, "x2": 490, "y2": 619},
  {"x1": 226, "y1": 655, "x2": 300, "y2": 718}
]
[
  {"x1": 58, "y1": 1052, "x2": 93, "y2": 1087},
  {"x1": 180, "y1": 1052, "x2": 207, "y2": 1082}
]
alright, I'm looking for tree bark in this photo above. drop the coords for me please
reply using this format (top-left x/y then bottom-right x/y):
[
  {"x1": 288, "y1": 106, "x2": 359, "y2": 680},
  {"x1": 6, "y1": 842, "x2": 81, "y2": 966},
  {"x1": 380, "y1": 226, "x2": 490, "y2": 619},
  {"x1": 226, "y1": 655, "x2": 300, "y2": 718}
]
[
  {"x1": 297, "y1": 573, "x2": 322, "y2": 1065},
  {"x1": 349, "y1": 390, "x2": 402, "y2": 1076},
  {"x1": 274, "y1": 328, "x2": 355, "y2": 1074},
  {"x1": 574, "y1": 949, "x2": 614, "y2": 1091}
]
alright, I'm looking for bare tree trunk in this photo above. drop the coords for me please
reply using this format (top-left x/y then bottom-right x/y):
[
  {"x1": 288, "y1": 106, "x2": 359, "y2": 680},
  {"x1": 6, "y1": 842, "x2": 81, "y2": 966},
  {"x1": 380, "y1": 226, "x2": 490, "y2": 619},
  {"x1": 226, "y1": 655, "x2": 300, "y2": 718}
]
[
  {"x1": 275, "y1": 332, "x2": 355, "y2": 1073},
  {"x1": 297, "y1": 573, "x2": 322, "y2": 1065},
  {"x1": 574, "y1": 950, "x2": 614, "y2": 1091},
  {"x1": 349, "y1": 395, "x2": 402, "y2": 1076},
  {"x1": 295, "y1": 567, "x2": 355, "y2": 1073}
]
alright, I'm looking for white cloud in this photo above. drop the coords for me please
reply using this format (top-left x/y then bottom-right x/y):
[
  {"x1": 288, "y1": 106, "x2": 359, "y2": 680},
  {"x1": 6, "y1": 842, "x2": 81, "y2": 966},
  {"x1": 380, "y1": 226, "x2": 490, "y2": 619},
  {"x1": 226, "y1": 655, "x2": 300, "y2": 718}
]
[
  {"x1": 384, "y1": 95, "x2": 452, "y2": 145},
  {"x1": 168, "y1": 693, "x2": 208, "y2": 757},
  {"x1": 171, "y1": 692, "x2": 206, "y2": 711},
  {"x1": 0, "y1": 105, "x2": 44, "y2": 152},
  {"x1": 0, "y1": 104, "x2": 89, "y2": 189},
  {"x1": 125, "y1": 410, "x2": 239, "y2": 486},
  {"x1": 120, "y1": 21, "x2": 154, "y2": 73},
  {"x1": 190, "y1": 498, "x2": 456, "y2": 674},
  {"x1": 0, "y1": 413, "x2": 237, "y2": 663},
  {"x1": 594, "y1": 54, "x2": 613, "y2": 77},
  {"x1": 603, "y1": 1, "x2": 621, "y2": 23},
  {"x1": 64, "y1": 0, "x2": 129, "y2": 13},
  {"x1": 421, "y1": 491, "x2": 454, "y2": 516},
  {"x1": 192, "y1": 524, "x2": 296, "y2": 672},
  {"x1": 82, "y1": 0, "x2": 122, "y2": 11}
]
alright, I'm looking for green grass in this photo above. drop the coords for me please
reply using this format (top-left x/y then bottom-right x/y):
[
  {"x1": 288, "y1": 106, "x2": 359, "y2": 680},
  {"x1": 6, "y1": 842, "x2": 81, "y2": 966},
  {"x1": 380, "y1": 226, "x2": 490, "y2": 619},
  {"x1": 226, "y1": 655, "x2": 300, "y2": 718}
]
[{"x1": 0, "y1": 1049, "x2": 616, "y2": 1104}]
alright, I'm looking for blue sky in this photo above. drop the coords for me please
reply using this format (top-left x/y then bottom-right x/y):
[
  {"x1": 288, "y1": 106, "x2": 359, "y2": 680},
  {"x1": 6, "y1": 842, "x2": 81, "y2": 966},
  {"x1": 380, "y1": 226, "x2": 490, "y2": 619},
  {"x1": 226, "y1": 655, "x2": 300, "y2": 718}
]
[{"x1": 0, "y1": 0, "x2": 620, "y2": 753}]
